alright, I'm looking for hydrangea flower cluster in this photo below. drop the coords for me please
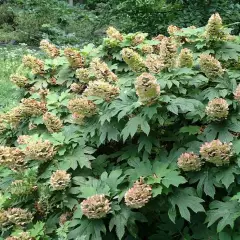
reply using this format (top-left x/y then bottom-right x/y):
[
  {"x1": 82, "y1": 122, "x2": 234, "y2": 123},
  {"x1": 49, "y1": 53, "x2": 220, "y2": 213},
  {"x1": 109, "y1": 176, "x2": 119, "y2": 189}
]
[
  {"x1": 20, "y1": 98, "x2": 47, "y2": 117},
  {"x1": 159, "y1": 37, "x2": 178, "y2": 69},
  {"x1": 234, "y1": 84, "x2": 240, "y2": 102},
  {"x1": 83, "y1": 80, "x2": 120, "y2": 102},
  {"x1": 59, "y1": 212, "x2": 72, "y2": 225},
  {"x1": 0, "y1": 147, "x2": 25, "y2": 170},
  {"x1": 135, "y1": 73, "x2": 160, "y2": 105},
  {"x1": 22, "y1": 55, "x2": 45, "y2": 75},
  {"x1": 10, "y1": 180, "x2": 36, "y2": 196},
  {"x1": 178, "y1": 48, "x2": 194, "y2": 68},
  {"x1": 167, "y1": 25, "x2": 180, "y2": 36},
  {"x1": 24, "y1": 138, "x2": 56, "y2": 161},
  {"x1": 132, "y1": 32, "x2": 147, "y2": 45},
  {"x1": 64, "y1": 48, "x2": 84, "y2": 69},
  {"x1": 81, "y1": 194, "x2": 111, "y2": 219},
  {"x1": 90, "y1": 58, "x2": 118, "y2": 82},
  {"x1": 141, "y1": 44, "x2": 154, "y2": 54},
  {"x1": 43, "y1": 112, "x2": 63, "y2": 133},
  {"x1": 10, "y1": 74, "x2": 29, "y2": 88},
  {"x1": 76, "y1": 68, "x2": 92, "y2": 83},
  {"x1": 177, "y1": 152, "x2": 202, "y2": 172},
  {"x1": 200, "y1": 140, "x2": 232, "y2": 166},
  {"x1": 50, "y1": 170, "x2": 71, "y2": 190},
  {"x1": 199, "y1": 54, "x2": 224, "y2": 78},
  {"x1": 152, "y1": 34, "x2": 164, "y2": 53},
  {"x1": 40, "y1": 39, "x2": 59, "y2": 58},
  {"x1": 205, "y1": 13, "x2": 224, "y2": 40},
  {"x1": 6, "y1": 208, "x2": 33, "y2": 226},
  {"x1": 106, "y1": 26, "x2": 123, "y2": 41},
  {"x1": 145, "y1": 54, "x2": 164, "y2": 73},
  {"x1": 122, "y1": 48, "x2": 146, "y2": 72},
  {"x1": 124, "y1": 178, "x2": 152, "y2": 209},
  {"x1": 6, "y1": 232, "x2": 32, "y2": 240},
  {"x1": 205, "y1": 98, "x2": 229, "y2": 121},
  {"x1": 70, "y1": 83, "x2": 85, "y2": 93}
]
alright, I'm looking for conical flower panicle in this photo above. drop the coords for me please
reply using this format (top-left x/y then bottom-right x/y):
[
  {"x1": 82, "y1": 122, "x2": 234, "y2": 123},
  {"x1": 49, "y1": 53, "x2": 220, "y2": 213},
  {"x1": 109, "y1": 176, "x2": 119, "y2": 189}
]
[
  {"x1": 10, "y1": 74, "x2": 29, "y2": 88},
  {"x1": 106, "y1": 26, "x2": 123, "y2": 41},
  {"x1": 22, "y1": 55, "x2": 45, "y2": 75},
  {"x1": 167, "y1": 25, "x2": 180, "y2": 36},
  {"x1": 199, "y1": 54, "x2": 224, "y2": 78},
  {"x1": 177, "y1": 152, "x2": 202, "y2": 171},
  {"x1": 206, "y1": 98, "x2": 229, "y2": 121},
  {"x1": 145, "y1": 54, "x2": 164, "y2": 73},
  {"x1": 81, "y1": 194, "x2": 111, "y2": 219},
  {"x1": 0, "y1": 147, "x2": 25, "y2": 169},
  {"x1": 6, "y1": 232, "x2": 32, "y2": 240},
  {"x1": 40, "y1": 39, "x2": 59, "y2": 58},
  {"x1": 17, "y1": 135, "x2": 31, "y2": 145},
  {"x1": 43, "y1": 112, "x2": 63, "y2": 133},
  {"x1": 10, "y1": 180, "x2": 36, "y2": 196},
  {"x1": 64, "y1": 48, "x2": 84, "y2": 69},
  {"x1": 76, "y1": 68, "x2": 92, "y2": 83},
  {"x1": 20, "y1": 99, "x2": 47, "y2": 117},
  {"x1": 141, "y1": 44, "x2": 153, "y2": 54},
  {"x1": 124, "y1": 178, "x2": 152, "y2": 209},
  {"x1": 24, "y1": 139, "x2": 56, "y2": 161},
  {"x1": 122, "y1": 48, "x2": 146, "y2": 72},
  {"x1": 234, "y1": 84, "x2": 240, "y2": 102},
  {"x1": 5, "y1": 107, "x2": 25, "y2": 127},
  {"x1": 200, "y1": 140, "x2": 232, "y2": 166},
  {"x1": 0, "y1": 210, "x2": 8, "y2": 227},
  {"x1": 159, "y1": 37, "x2": 178, "y2": 69},
  {"x1": 132, "y1": 32, "x2": 147, "y2": 46},
  {"x1": 83, "y1": 80, "x2": 120, "y2": 102},
  {"x1": 68, "y1": 97, "x2": 97, "y2": 117},
  {"x1": 178, "y1": 48, "x2": 194, "y2": 68},
  {"x1": 50, "y1": 170, "x2": 71, "y2": 190},
  {"x1": 135, "y1": 73, "x2": 160, "y2": 105},
  {"x1": 90, "y1": 58, "x2": 118, "y2": 82},
  {"x1": 7, "y1": 208, "x2": 33, "y2": 226},
  {"x1": 152, "y1": 34, "x2": 164, "y2": 54},
  {"x1": 205, "y1": 13, "x2": 224, "y2": 40},
  {"x1": 70, "y1": 83, "x2": 85, "y2": 94}
]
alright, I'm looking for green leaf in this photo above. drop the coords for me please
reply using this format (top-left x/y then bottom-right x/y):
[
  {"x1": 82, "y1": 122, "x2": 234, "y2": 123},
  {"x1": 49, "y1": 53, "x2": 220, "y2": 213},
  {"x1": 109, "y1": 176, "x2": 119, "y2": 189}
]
[
  {"x1": 169, "y1": 188, "x2": 205, "y2": 222},
  {"x1": 216, "y1": 166, "x2": 238, "y2": 189},
  {"x1": 206, "y1": 200, "x2": 240, "y2": 232},
  {"x1": 179, "y1": 126, "x2": 201, "y2": 135}
]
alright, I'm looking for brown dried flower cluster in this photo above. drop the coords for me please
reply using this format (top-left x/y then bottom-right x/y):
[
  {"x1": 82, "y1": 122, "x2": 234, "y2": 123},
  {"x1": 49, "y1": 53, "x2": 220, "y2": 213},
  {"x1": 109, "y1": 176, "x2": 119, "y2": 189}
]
[
  {"x1": 177, "y1": 152, "x2": 202, "y2": 171},
  {"x1": 6, "y1": 208, "x2": 33, "y2": 226},
  {"x1": 43, "y1": 112, "x2": 63, "y2": 133},
  {"x1": 70, "y1": 83, "x2": 85, "y2": 94},
  {"x1": 22, "y1": 55, "x2": 45, "y2": 75},
  {"x1": 64, "y1": 48, "x2": 84, "y2": 69},
  {"x1": 76, "y1": 68, "x2": 92, "y2": 83},
  {"x1": 145, "y1": 54, "x2": 164, "y2": 73},
  {"x1": 50, "y1": 170, "x2": 71, "y2": 190},
  {"x1": 10, "y1": 74, "x2": 29, "y2": 88},
  {"x1": 106, "y1": 26, "x2": 123, "y2": 41},
  {"x1": 40, "y1": 39, "x2": 60, "y2": 58}
]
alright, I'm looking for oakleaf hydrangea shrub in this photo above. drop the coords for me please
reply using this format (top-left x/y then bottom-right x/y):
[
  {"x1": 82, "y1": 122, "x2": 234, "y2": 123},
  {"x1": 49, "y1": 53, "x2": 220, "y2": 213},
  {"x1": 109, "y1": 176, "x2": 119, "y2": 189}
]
[{"x1": 1, "y1": 13, "x2": 240, "y2": 240}]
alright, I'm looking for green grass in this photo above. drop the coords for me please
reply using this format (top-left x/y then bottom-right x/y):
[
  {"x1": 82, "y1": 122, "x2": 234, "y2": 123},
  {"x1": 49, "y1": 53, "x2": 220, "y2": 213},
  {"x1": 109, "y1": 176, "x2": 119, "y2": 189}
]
[{"x1": 0, "y1": 45, "x2": 38, "y2": 112}]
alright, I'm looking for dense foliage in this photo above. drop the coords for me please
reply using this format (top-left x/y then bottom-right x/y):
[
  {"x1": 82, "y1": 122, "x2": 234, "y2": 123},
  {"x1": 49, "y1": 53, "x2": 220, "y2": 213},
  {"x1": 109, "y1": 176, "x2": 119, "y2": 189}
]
[{"x1": 1, "y1": 13, "x2": 240, "y2": 239}]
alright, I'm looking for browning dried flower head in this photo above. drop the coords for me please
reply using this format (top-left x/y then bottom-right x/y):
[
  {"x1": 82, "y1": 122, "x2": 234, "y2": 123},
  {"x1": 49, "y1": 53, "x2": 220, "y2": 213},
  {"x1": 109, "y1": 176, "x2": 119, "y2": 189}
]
[
  {"x1": 132, "y1": 32, "x2": 148, "y2": 45},
  {"x1": 40, "y1": 39, "x2": 60, "y2": 58},
  {"x1": 167, "y1": 25, "x2": 180, "y2": 36},
  {"x1": 234, "y1": 84, "x2": 240, "y2": 102},
  {"x1": 68, "y1": 97, "x2": 97, "y2": 117},
  {"x1": 7, "y1": 208, "x2": 33, "y2": 226},
  {"x1": 178, "y1": 48, "x2": 194, "y2": 68},
  {"x1": 5, "y1": 107, "x2": 25, "y2": 127},
  {"x1": 39, "y1": 88, "x2": 49, "y2": 101},
  {"x1": 159, "y1": 37, "x2": 178, "y2": 69},
  {"x1": 145, "y1": 54, "x2": 164, "y2": 73},
  {"x1": 17, "y1": 135, "x2": 31, "y2": 145},
  {"x1": 135, "y1": 73, "x2": 160, "y2": 105},
  {"x1": 6, "y1": 232, "x2": 32, "y2": 240},
  {"x1": 64, "y1": 48, "x2": 84, "y2": 69},
  {"x1": 200, "y1": 140, "x2": 232, "y2": 166},
  {"x1": 24, "y1": 139, "x2": 56, "y2": 161},
  {"x1": 206, "y1": 98, "x2": 229, "y2": 121},
  {"x1": 22, "y1": 55, "x2": 45, "y2": 75},
  {"x1": 141, "y1": 45, "x2": 154, "y2": 54},
  {"x1": 122, "y1": 48, "x2": 146, "y2": 72},
  {"x1": 50, "y1": 170, "x2": 71, "y2": 190},
  {"x1": 72, "y1": 112, "x2": 85, "y2": 125},
  {"x1": 90, "y1": 58, "x2": 118, "y2": 82},
  {"x1": 152, "y1": 34, "x2": 165, "y2": 53},
  {"x1": 70, "y1": 83, "x2": 85, "y2": 94},
  {"x1": 177, "y1": 152, "x2": 202, "y2": 171},
  {"x1": 43, "y1": 112, "x2": 63, "y2": 133},
  {"x1": 0, "y1": 147, "x2": 25, "y2": 169},
  {"x1": 76, "y1": 68, "x2": 92, "y2": 83},
  {"x1": 199, "y1": 54, "x2": 224, "y2": 78},
  {"x1": 10, "y1": 74, "x2": 29, "y2": 88},
  {"x1": 205, "y1": 13, "x2": 224, "y2": 40},
  {"x1": 106, "y1": 26, "x2": 123, "y2": 41},
  {"x1": 59, "y1": 212, "x2": 72, "y2": 225},
  {"x1": 125, "y1": 178, "x2": 152, "y2": 209},
  {"x1": 0, "y1": 210, "x2": 8, "y2": 227},
  {"x1": 83, "y1": 80, "x2": 120, "y2": 102},
  {"x1": 81, "y1": 194, "x2": 111, "y2": 219},
  {"x1": 20, "y1": 99, "x2": 47, "y2": 117}
]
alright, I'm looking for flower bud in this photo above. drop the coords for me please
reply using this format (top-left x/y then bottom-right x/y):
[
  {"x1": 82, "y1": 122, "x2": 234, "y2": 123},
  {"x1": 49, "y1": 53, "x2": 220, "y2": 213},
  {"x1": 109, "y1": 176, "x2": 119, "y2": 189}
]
[
  {"x1": 135, "y1": 73, "x2": 160, "y2": 105},
  {"x1": 125, "y1": 178, "x2": 152, "y2": 209},
  {"x1": 81, "y1": 194, "x2": 111, "y2": 219},
  {"x1": 206, "y1": 98, "x2": 228, "y2": 121},
  {"x1": 177, "y1": 152, "x2": 202, "y2": 171},
  {"x1": 200, "y1": 139, "x2": 232, "y2": 166},
  {"x1": 50, "y1": 170, "x2": 71, "y2": 190},
  {"x1": 43, "y1": 112, "x2": 63, "y2": 133}
]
